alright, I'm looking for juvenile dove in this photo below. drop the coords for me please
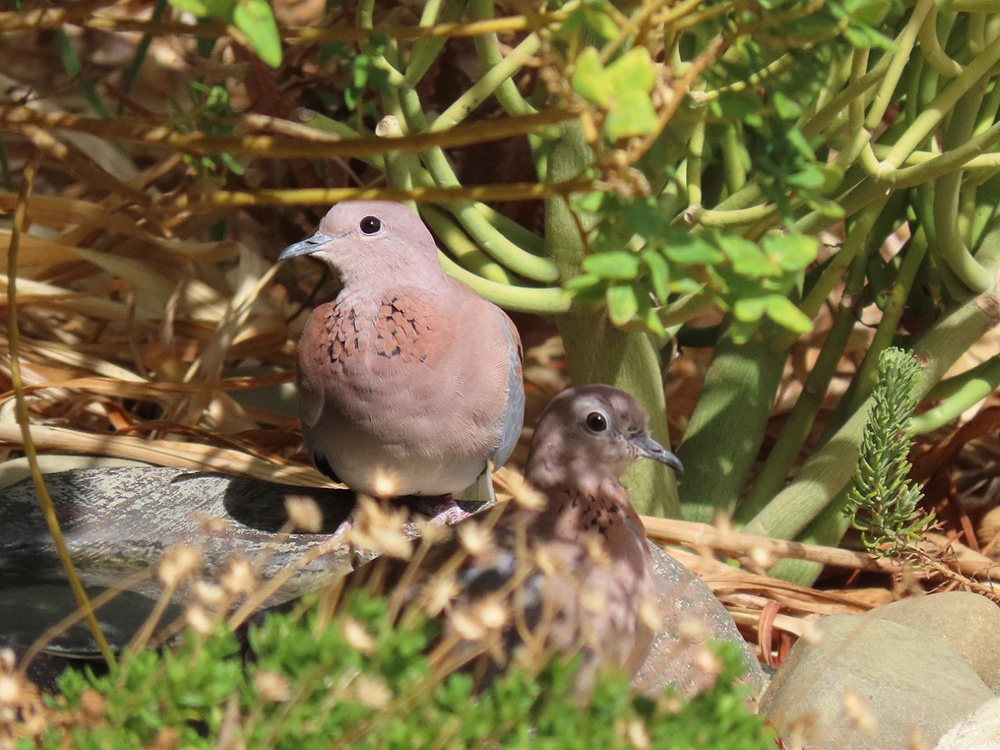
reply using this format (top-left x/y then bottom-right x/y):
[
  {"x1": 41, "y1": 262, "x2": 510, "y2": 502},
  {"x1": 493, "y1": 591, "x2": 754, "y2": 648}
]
[
  {"x1": 280, "y1": 201, "x2": 524, "y2": 499},
  {"x1": 356, "y1": 385, "x2": 683, "y2": 686}
]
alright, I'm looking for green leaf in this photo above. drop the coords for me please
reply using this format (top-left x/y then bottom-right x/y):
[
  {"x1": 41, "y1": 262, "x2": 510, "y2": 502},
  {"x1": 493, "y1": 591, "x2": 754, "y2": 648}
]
[
  {"x1": 670, "y1": 277, "x2": 705, "y2": 294},
  {"x1": 604, "y1": 90, "x2": 659, "y2": 140},
  {"x1": 582, "y1": 6, "x2": 620, "y2": 40},
  {"x1": 642, "y1": 250, "x2": 670, "y2": 303},
  {"x1": 573, "y1": 191, "x2": 606, "y2": 214},
  {"x1": 762, "y1": 233, "x2": 819, "y2": 272},
  {"x1": 582, "y1": 251, "x2": 642, "y2": 280},
  {"x1": 168, "y1": 0, "x2": 212, "y2": 16},
  {"x1": 787, "y1": 164, "x2": 827, "y2": 190},
  {"x1": 846, "y1": 0, "x2": 894, "y2": 26},
  {"x1": 606, "y1": 284, "x2": 639, "y2": 326},
  {"x1": 606, "y1": 47, "x2": 656, "y2": 93},
  {"x1": 624, "y1": 294, "x2": 667, "y2": 337},
  {"x1": 772, "y1": 91, "x2": 802, "y2": 119},
  {"x1": 733, "y1": 296, "x2": 768, "y2": 322},
  {"x1": 233, "y1": 0, "x2": 282, "y2": 67},
  {"x1": 571, "y1": 48, "x2": 612, "y2": 107},
  {"x1": 563, "y1": 273, "x2": 604, "y2": 291},
  {"x1": 765, "y1": 295, "x2": 813, "y2": 333},
  {"x1": 662, "y1": 236, "x2": 724, "y2": 265},
  {"x1": 718, "y1": 236, "x2": 779, "y2": 278}
]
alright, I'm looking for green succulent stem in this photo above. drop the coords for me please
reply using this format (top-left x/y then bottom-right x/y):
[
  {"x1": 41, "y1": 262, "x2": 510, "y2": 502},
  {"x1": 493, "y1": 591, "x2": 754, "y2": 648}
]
[
  {"x1": 421, "y1": 205, "x2": 512, "y2": 284},
  {"x1": 735, "y1": 251, "x2": 869, "y2": 523},
  {"x1": 677, "y1": 332, "x2": 787, "y2": 523},
  {"x1": 821, "y1": 225, "x2": 930, "y2": 441},
  {"x1": 437, "y1": 254, "x2": 570, "y2": 313},
  {"x1": 913, "y1": 355, "x2": 1000, "y2": 433},
  {"x1": 401, "y1": 0, "x2": 464, "y2": 87},
  {"x1": 467, "y1": 0, "x2": 543, "y2": 121}
]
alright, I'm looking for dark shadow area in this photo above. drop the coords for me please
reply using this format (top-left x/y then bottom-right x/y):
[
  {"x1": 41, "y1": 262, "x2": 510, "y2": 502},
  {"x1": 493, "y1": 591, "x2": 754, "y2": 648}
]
[{"x1": 218, "y1": 475, "x2": 357, "y2": 534}]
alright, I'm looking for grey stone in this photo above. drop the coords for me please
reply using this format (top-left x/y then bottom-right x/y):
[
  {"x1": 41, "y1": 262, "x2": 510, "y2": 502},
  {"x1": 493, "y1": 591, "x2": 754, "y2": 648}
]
[
  {"x1": 0, "y1": 455, "x2": 153, "y2": 490},
  {"x1": 865, "y1": 592, "x2": 1000, "y2": 693},
  {"x1": 0, "y1": 467, "x2": 470, "y2": 652},
  {"x1": 632, "y1": 544, "x2": 765, "y2": 698},
  {"x1": 935, "y1": 696, "x2": 1000, "y2": 750},
  {"x1": 761, "y1": 614, "x2": 994, "y2": 750}
]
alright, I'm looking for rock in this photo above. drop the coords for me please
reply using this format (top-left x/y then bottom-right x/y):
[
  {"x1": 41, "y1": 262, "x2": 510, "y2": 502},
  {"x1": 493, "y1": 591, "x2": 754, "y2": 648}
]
[
  {"x1": 0, "y1": 467, "x2": 471, "y2": 652},
  {"x1": 761, "y1": 614, "x2": 994, "y2": 750},
  {"x1": 865, "y1": 592, "x2": 1000, "y2": 692},
  {"x1": 632, "y1": 544, "x2": 765, "y2": 698},
  {"x1": 0, "y1": 455, "x2": 153, "y2": 490},
  {"x1": 935, "y1": 696, "x2": 1000, "y2": 750}
]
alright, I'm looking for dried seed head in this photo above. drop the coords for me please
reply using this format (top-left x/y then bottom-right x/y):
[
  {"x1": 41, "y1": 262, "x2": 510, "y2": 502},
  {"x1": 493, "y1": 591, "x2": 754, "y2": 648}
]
[
  {"x1": 421, "y1": 574, "x2": 460, "y2": 616},
  {"x1": 579, "y1": 588, "x2": 608, "y2": 614},
  {"x1": 508, "y1": 476, "x2": 546, "y2": 511},
  {"x1": 800, "y1": 621, "x2": 825, "y2": 645},
  {"x1": 158, "y1": 545, "x2": 201, "y2": 589},
  {"x1": 0, "y1": 674, "x2": 20, "y2": 705},
  {"x1": 693, "y1": 645, "x2": 722, "y2": 677},
  {"x1": 221, "y1": 557, "x2": 257, "y2": 596},
  {"x1": 197, "y1": 516, "x2": 228, "y2": 535},
  {"x1": 254, "y1": 670, "x2": 292, "y2": 702},
  {"x1": 285, "y1": 496, "x2": 323, "y2": 533},
  {"x1": 458, "y1": 522, "x2": 495, "y2": 558},
  {"x1": 193, "y1": 580, "x2": 225, "y2": 607},
  {"x1": 638, "y1": 598, "x2": 662, "y2": 632},
  {"x1": 342, "y1": 617, "x2": 376, "y2": 654},
  {"x1": 412, "y1": 518, "x2": 447, "y2": 547},
  {"x1": 474, "y1": 597, "x2": 509, "y2": 631},
  {"x1": 533, "y1": 546, "x2": 559, "y2": 576},
  {"x1": 748, "y1": 545, "x2": 775, "y2": 569},
  {"x1": 626, "y1": 718, "x2": 651, "y2": 750},
  {"x1": 842, "y1": 689, "x2": 878, "y2": 735},
  {"x1": 658, "y1": 694, "x2": 684, "y2": 715},
  {"x1": 185, "y1": 605, "x2": 215, "y2": 635},
  {"x1": 584, "y1": 534, "x2": 611, "y2": 566},
  {"x1": 449, "y1": 607, "x2": 487, "y2": 641},
  {"x1": 909, "y1": 728, "x2": 930, "y2": 750},
  {"x1": 353, "y1": 675, "x2": 392, "y2": 710},
  {"x1": 677, "y1": 617, "x2": 709, "y2": 644},
  {"x1": 368, "y1": 470, "x2": 401, "y2": 500},
  {"x1": 350, "y1": 497, "x2": 413, "y2": 560}
]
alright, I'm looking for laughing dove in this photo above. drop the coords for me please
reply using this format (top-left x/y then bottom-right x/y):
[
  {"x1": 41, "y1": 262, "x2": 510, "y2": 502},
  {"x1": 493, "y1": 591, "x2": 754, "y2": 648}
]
[
  {"x1": 280, "y1": 201, "x2": 524, "y2": 500},
  {"x1": 356, "y1": 385, "x2": 683, "y2": 686}
]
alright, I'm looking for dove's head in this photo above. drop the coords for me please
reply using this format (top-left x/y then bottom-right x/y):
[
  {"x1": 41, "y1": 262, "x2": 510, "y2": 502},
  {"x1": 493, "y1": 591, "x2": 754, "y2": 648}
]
[
  {"x1": 526, "y1": 385, "x2": 683, "y2": 482},
  {"x1": 279, "y1": 201, "x2": 444, "y2": 288}
]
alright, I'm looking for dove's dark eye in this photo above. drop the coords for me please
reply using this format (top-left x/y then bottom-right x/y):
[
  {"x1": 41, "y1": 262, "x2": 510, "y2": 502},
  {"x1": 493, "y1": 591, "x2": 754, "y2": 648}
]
[
  {"x1": 360, "y1": 216, "x2": 382, "y2": 234},
  {"x1": 585, "y1": 411, "x2": 608, "y2": 433}
]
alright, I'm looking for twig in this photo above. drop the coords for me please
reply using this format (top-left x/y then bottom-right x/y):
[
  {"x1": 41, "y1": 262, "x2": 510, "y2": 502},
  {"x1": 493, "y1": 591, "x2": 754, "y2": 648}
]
[{"x1": 5, "y1": 156, "x2": 115, "y2": 664}]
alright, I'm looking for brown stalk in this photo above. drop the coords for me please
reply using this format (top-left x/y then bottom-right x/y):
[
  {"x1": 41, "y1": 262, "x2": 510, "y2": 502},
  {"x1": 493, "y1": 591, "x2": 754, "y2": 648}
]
[
  {"x1": 160, "y1": 177, "x2": 593, "y2": 210},
  {"x1": 0, "y1": 105, "x2": 576, "y2": 160},
  {"x1": 5, "y1": 156, "x2": 115, "y2": 664}
]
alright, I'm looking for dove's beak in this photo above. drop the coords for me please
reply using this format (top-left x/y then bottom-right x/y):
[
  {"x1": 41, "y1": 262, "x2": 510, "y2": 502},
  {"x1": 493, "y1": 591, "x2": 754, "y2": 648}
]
[
  {"x1": 630, "y1": 433, "x2": 684, "y2": 473},
  {"x1": 279, "y1": 232, "x2": 333, "y2": 260}
]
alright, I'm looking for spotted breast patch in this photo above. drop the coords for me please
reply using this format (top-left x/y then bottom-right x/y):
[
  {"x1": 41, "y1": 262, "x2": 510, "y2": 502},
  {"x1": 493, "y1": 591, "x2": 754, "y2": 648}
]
[
  {"x1": 320, "y1": 297, "x2": 430, "y2": 364},
  {"x1": 573, "y1": 494, "x2": 623, "y2": 537}
]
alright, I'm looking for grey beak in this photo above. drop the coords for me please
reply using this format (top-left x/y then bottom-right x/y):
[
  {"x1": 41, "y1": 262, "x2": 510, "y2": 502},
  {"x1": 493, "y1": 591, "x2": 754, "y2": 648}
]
[
  {"x1": 631, "y1": 433, "x2": 684, "y2": 473},
  {"x1": 278, "y1": 232, "x2": 333, "y2": 261}
]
